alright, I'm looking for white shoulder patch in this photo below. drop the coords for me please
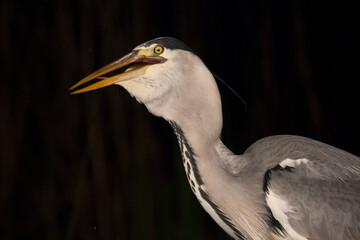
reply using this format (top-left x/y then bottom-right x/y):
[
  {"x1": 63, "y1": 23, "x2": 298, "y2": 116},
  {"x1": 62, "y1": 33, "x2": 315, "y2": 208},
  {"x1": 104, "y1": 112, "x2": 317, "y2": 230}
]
[
  {"x1": 266, "y1": 190, "x2": 308, "y2": 240},
  {"x1": 279, "y1": 158, "x2": 309, "y2": 168}
]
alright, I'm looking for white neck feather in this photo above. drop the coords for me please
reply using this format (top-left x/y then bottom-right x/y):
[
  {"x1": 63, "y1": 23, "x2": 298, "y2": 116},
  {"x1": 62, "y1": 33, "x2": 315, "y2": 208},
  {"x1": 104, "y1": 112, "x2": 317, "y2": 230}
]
[{"x1": 145, "y1": 54, "x2": 223, "y2": 153}]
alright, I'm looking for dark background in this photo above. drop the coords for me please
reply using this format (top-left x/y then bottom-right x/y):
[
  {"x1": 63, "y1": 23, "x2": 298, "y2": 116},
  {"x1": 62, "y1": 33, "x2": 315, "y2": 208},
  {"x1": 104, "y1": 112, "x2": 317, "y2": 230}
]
[{"x1": 1, "y1": 0, "x2": 359, "y2": 239}]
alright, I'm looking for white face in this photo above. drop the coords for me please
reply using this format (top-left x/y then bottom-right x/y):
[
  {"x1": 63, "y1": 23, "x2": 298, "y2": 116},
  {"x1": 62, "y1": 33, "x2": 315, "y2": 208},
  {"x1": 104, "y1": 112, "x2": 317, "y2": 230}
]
[
  {"x1": 70, "y1": 37, "x2": 223, "y2": 140},
  {"x1": 118, "y1": 43, "x2": 192, "y2": 106},
  {"x1": 118, "y1": 42, "x2": 222, "y2": 138}
]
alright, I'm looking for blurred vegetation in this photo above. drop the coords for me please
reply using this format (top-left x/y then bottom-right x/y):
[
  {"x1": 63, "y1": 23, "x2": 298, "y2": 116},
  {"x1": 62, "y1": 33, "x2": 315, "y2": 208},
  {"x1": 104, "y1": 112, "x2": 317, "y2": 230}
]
[{"x1": 0, "y1": 0, "x2": 359, "y2": 239}]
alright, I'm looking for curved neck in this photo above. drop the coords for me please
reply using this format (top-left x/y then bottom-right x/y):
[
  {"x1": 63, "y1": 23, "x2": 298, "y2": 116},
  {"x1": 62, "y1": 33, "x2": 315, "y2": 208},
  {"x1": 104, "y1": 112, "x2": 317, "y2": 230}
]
[{"x1": 146, "y1": 56, "x2": 224, "y2": 153}]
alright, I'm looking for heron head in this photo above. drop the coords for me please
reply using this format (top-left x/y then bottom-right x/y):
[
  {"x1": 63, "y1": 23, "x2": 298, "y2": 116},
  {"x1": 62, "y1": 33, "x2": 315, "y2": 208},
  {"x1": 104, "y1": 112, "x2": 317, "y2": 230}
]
[
  {"x1": 71, "y1": 37, "x2": 193, "y2": 100},
  {"x1": 71, "y1": 37, "x2": 222, "y2": 133}
]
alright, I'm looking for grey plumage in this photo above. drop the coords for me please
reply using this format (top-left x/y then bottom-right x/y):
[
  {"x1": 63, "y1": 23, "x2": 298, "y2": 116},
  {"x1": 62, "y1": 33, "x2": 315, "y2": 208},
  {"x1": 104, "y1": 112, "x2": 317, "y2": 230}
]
[
  {"x1": 71, "y1": 37, "x2": 360, "y2": 240},
  {"x1": 243, "y1": 135, "x2": 360, "y2": 239}
]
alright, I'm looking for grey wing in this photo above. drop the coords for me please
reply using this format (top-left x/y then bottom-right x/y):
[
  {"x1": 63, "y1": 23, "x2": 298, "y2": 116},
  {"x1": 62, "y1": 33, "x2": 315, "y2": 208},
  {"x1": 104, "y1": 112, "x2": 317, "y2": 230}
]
[{"x1": 259, "y1": 136, "x2": 360, "y2": 240}]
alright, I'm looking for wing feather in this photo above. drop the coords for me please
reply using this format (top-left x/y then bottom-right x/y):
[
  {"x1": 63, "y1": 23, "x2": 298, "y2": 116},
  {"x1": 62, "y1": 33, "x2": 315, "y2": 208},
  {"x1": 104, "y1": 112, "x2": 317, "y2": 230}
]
[{"x1": 247, "y1": 135, "x2": 360, "y2": 239}]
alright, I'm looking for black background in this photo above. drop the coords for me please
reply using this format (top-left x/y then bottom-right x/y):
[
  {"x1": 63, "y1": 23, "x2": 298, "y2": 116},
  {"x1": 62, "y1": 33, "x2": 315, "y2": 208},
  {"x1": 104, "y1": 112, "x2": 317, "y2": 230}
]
[{"x1": 1, "y1": 0, "x2": 359, "y2": 239}]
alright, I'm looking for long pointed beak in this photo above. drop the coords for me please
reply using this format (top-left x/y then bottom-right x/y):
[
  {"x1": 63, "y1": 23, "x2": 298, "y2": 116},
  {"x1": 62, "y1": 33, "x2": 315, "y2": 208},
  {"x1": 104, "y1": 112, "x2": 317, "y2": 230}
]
[{"x1": 70, "y1": 51, "x2": 163, "y2": 94}]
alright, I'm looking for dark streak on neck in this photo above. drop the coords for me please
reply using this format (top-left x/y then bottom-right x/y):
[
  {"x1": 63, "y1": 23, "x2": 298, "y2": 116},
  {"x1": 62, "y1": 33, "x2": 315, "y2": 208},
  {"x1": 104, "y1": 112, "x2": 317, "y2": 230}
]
[
  {"x1": 168, "y1": 120, "x2": 246, "y2": 240},
  {"x1": 199, "y1": 188, "x2": 246, "y2": 240},
  {"x1": 168, "y1": 120, "x2": 203, "y2": 185}
]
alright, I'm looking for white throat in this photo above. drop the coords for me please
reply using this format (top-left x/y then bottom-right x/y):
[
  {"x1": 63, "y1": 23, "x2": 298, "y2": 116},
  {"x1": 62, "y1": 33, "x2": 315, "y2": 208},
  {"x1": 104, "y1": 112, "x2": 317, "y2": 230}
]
[{"x1": 146, "y1": 53, "x2": 223, "y2": 150}]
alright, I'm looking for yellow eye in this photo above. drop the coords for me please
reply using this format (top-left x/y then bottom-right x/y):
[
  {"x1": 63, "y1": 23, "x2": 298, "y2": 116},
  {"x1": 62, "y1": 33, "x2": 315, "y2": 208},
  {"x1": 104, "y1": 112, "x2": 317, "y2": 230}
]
[{"x1": 154, "y1": 45, "x2": 164, "y2": 55}]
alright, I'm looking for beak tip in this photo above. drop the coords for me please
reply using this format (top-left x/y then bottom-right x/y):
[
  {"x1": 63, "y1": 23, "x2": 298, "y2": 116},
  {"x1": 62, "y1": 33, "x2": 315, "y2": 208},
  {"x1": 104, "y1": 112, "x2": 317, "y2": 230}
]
[
  {"x1": 70, "y1": 52, "x2": 149, "y2": 95},
  {"x1": 69, "y1": 84, "x2": 79, "y2": 91},
  {"x1": 70, "y1": 88, "x2": 84, "y2": 95}
]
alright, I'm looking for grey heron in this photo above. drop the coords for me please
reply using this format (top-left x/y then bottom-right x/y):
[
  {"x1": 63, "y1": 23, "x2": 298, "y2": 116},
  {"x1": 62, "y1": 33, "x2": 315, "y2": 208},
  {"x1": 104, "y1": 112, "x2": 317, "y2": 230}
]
[{"x1": 70, "y1": 37, "x2": 360, "y2": 240}]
